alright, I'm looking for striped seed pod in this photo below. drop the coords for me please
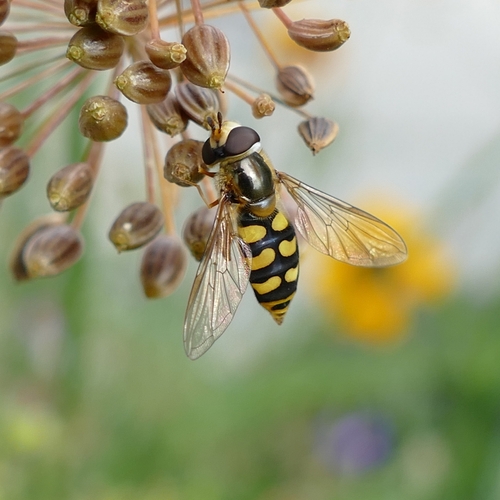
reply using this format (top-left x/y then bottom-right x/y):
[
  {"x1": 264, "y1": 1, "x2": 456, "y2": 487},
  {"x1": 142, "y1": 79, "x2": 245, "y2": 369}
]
[
  {"x1": 175, "y1": 81, "x2": 224, "y2": 129},
  {"x1": 140, "y1": 235, "x2": 187, "y2": 298},
  {"x1": 147, "y1": 93, "x2": 188, "y2": 137},
  {"x1": 287, "y1": 19, "x2": 351, "y2": 52},
  {"x1": 276, "y1": 65, "x2": 314, "y2": 107},
  {"x1": 298, "y1": 117, "x2": 339, "y2": 155},
  {"x1": 180, "y1": 24, "x2": 230, "y2": 90},
  {"x1": 0, "y1": 102, "x2": 23, "y2": 147},
  {"x1": 64, "y1": 0, "x2": 98, "y2": 27},
  {"x1": 0, "y1": 31, "x2": 17, "y2": 66},
  {"x1": 96, "y1": 0, "x2": 148, "y2": 37},
  {"x1": 66, "y1": 25, "x2": 125, "y2": 70},
  {"x1": 109, "y1": 202, "x2": 164, "y2": 252},
  {"x1": 145, "y1": 39, "x2": 187, "y2": 70},
  {"x1": 182, "y1": 206, "x2": 216, "y2": 261},
  {"x1": 0, "y1": 146, "x2": 30, "y2": 196},
  {"x1": 115, "y1": 61, "x2": 172, "y2": 104},
  {"x1": 22, "y1": 224, "x2": 84, "y2": 279},
  {"x1": 164, "y1": 139, "x2": 206, "y2": 187},
  {"x1": 79, "y1": 95, "x2": 128, "y2": 141},
  {"x1": 46, "y1": 162, "x2": 94, "y2": 211}
]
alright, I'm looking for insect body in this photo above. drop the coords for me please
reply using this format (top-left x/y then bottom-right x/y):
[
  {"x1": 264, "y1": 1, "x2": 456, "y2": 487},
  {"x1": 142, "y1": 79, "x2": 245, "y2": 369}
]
[{"x1": 183, "y1": 118, "x2": 408, "y2": 360}]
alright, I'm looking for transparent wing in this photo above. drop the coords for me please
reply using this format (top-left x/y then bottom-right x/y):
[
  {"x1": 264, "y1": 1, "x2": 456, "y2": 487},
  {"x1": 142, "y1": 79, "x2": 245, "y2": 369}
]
[
  {"x1": 184, "y1": 198, "x2": 251, "y2": 360},
  {"x1": 278, "y1": 171, "x2": 407, "y2": 267}
]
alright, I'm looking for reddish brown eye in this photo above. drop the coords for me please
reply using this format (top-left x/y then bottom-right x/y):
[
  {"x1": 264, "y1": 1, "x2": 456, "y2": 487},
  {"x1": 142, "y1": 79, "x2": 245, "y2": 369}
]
[{"x1": 224, "y1": 126, "x2": 260, "y2": 157}]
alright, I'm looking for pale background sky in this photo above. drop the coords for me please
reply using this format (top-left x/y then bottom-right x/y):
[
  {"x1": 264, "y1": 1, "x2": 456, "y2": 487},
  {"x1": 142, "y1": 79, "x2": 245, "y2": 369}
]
[{"x1": 97, "y1": 0, "x2": 500, "y2": 327}]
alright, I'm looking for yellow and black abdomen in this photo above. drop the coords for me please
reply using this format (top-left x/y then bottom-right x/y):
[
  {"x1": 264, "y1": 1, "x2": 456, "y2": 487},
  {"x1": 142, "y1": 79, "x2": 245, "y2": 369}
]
[{"x1": 238, "y1": 210, "x2": 299, "y2": 324}]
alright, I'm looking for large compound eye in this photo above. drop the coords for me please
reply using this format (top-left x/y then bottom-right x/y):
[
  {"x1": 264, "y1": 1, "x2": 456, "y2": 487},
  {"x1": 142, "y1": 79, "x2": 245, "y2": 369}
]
[
  {"x1": 224, "y1": 126, "x2": 260, "y2": 157},
  {"x1": 201, "y1": 138, "x2": 217, "y2": 165}
]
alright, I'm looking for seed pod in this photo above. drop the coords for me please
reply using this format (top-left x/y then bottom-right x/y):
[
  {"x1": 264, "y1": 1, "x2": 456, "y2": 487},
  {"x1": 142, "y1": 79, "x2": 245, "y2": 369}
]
[
  {"x1": 0, "y1": 102, "x2": 23, "y2": 147},
  {"x1": 258, "y1": 0, "x2": 292, "y2": 7},
  {"x1": 64, "y1": 0, "x2": 98, "y2": 27},
  {"x1": 251, "y1": 93, "x2": 275, "y2": 119},
  {"x1": 182, "y1": 206, "x2": 216, "y2": 261},
  {"x1": 145, "y1": 39, "x2": 187, "y2": 70},
  {"x1": 175, "y1": 81, "x2": 222, "y2": 129},
  {"x1": 288, "y1": 19, "x2": 350, "y2": 52},
  {"x1": 180, "y1": 24, "x2": 230, "y2": 90},
  {"x1": 298, "y1": 116, "x2": 338, "y2": 155},
  {"x1": 0, "y1": 146, "x2": 30, "y2": 196},
  {"x1": 276, "y1": 65, "x2": 314, "y2": 107},
  {"x1": 140, "y1": 235, "x2": 187, "y2": 298},
  {"x1": 9, "y1": 214, "x2": 66, "y2": 281},
  {"x1": 96, "y1": 0, "x2": 148, "y2": 37},
  {"x1": 66, "y1": 25, "x2": 125, "y2": 70},
  {"x1": 47, "y1": 162, "x2": 94, "y2": 211},
  {"x1": 0, "y1": 0, "x2": 10, "y2": 26},
  {"x1": 164, "y1": 139, "x2": 205, "y2": 187},
  {"x1": 0, "y1": 31, "x2": 17, "y2": 66},
  {"x1": 115, "y1": 61, "x2": 171, "y2": 105},
  {"x1": 109, "y1": 202, "x2": 164, "y2": 252},
  {"x1": 79, "y1": 95, "x2": 128, "y2": 141},
  {"x1": 23, "y1": 224, "x2": 84, "y2": 279},
  {"x1": 147, "y1": 93, "x2": 188, "y2": 137}
]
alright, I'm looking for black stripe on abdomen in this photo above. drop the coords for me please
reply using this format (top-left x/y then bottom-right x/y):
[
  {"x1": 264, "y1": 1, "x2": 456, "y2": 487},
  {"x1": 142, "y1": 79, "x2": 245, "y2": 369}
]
[{"x1": 238, "y1": 210, "x2": 299, "y2": 324}]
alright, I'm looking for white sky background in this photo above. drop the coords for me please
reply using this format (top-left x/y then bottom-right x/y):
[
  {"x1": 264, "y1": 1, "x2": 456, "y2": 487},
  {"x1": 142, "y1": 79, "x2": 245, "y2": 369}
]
[
  {"x1": 228, "y1": 0, "x2": 500, "y2": 298},
  {"x1": 100, "y1": 0, "x2": 500, "y2": 303},
  {"x1": 87, "y1": 0, "x2": 500, "y2": 367}
]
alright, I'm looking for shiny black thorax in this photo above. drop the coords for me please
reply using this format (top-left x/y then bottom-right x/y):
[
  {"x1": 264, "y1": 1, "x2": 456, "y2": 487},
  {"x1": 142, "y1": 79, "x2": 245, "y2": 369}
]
[{"x1": 220, "y1": 152, "x2": 275, "y2": 210}]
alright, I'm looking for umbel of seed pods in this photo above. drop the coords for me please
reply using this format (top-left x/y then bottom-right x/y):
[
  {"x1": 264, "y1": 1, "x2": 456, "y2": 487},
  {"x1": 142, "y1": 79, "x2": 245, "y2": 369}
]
[{"x1": 0, "y1": 0, "x2": 350, "y2": 299}]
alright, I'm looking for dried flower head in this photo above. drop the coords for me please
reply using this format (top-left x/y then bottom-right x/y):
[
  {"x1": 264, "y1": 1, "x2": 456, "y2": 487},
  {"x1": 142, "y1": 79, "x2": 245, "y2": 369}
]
[{"x1": 0, "y1": 0, "x2": 353, "y2": 331}]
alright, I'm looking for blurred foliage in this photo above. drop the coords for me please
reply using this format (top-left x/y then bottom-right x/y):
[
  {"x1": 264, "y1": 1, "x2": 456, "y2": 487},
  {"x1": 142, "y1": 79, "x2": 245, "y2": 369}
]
[{"x1": 1, "y1": 223, "x2": 500, "y2": 500}]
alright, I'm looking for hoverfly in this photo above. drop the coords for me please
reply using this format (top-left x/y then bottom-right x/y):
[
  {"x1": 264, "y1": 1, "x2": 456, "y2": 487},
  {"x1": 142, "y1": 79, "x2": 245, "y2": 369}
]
[{"x1": 184, "y1": 115, "x2": 407, "y2": 359}]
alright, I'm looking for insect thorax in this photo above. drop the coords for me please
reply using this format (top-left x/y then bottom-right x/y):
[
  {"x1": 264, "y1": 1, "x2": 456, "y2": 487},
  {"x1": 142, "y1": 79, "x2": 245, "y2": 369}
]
[{"x1": 219, "y1": 151, "x2": 276, "y2": 217}]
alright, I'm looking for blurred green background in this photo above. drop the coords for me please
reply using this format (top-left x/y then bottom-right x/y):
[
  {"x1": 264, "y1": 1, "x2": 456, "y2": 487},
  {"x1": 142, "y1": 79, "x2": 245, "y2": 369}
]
[{"x1": 2, "y1": 0, "x2": 500, "y2": 499}]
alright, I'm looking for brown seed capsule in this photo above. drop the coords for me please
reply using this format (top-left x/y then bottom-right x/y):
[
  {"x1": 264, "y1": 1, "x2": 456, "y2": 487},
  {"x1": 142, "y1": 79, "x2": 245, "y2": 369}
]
[
  {"x1": 276, "y1": 65, "x2": 314, "y2": 107},
  {"x1": 175, "y1": 81, "x2": 223, "y2": 129},
  {"x1": 258, "y1": 0, "x2": 292, "y2": 7},
  {"x1": 0, "y1": 31, "x2": 17, "y2": 66},
  {"x1": 147, "y1": 93, "x2": 188, "y2": 137},
  {"x1": 0, "y1": 102, "x2": 23, "y2": 147},
  {"x1": 96, "y1": 0, "x2": 148, "y2": 37},
  {"x1": 0, "y1": 146, "x2": 30, "y2": 196},
  {"x1": 64, "y1": 0, "x2": 98, "y2": 27},
  {"x1": 288, "y1": 19, "x2": 350, "y2": 52},
  {"x1": 182, "y1": 206, "x2": 216, "y2": 261},
  {"x1": 164, "y1": 139, "x2": 206, "y2": 187},
  {"x1": 9, "y1": 214, "x2": 66, "y2": 281},
  {"x1": 79, "y1": 95, "x2": 128, "y2": 141},
  {"x1": 47, "y1": 162, "x2": 94, "y2": 212},
  {"x1": 298, "y1": 116, "x2": 339, "y2": 155},
  {"x1": 0, "y1": 0, "x2": 11, "y2": 26},
  {"x1": 23, "y1": 224, "x2": 84, "y2": 279},
  {"x1": 140, "y1": 235, "x2": 187, "y2": 298},
  {"x1": 251, "y1": 93, "x2": 275, "y2": 119},
  {"x1": 180, "y1": 24, "x2": 230, "y2": 90},
  {"x1": 115, "y1": 61, "x2": 172, "y2": 104},
  {"x1": 109, "y1": 202, "x2": 164, "y2": 252},
  {"x1": 66, "y1": 25, "x2": 125, "y2": 70},
  {"x1": 145, "y1": 39, "x2": 187, "y2": 70}
]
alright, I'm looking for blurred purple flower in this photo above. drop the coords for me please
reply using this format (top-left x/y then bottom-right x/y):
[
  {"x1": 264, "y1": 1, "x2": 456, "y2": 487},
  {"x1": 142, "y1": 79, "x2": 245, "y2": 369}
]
[{"x1": 314, "y1": 412, "x2": 394, "y2": 475}]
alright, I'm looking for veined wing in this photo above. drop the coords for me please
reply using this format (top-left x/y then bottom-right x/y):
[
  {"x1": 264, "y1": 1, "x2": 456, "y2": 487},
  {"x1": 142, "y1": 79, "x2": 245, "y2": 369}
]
[
  {"x1": 184, "y1": 197, "x2": 251, "y2": 360},
  {"x1": 277, "y1": 171, "x2": 407, "y2": 267}
]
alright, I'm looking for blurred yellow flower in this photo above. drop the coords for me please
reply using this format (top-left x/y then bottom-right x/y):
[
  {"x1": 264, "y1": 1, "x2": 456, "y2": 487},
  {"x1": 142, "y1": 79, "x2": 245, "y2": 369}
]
[{"x1": 306, "y1": 201, "x2": 456, "y2": 342}]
